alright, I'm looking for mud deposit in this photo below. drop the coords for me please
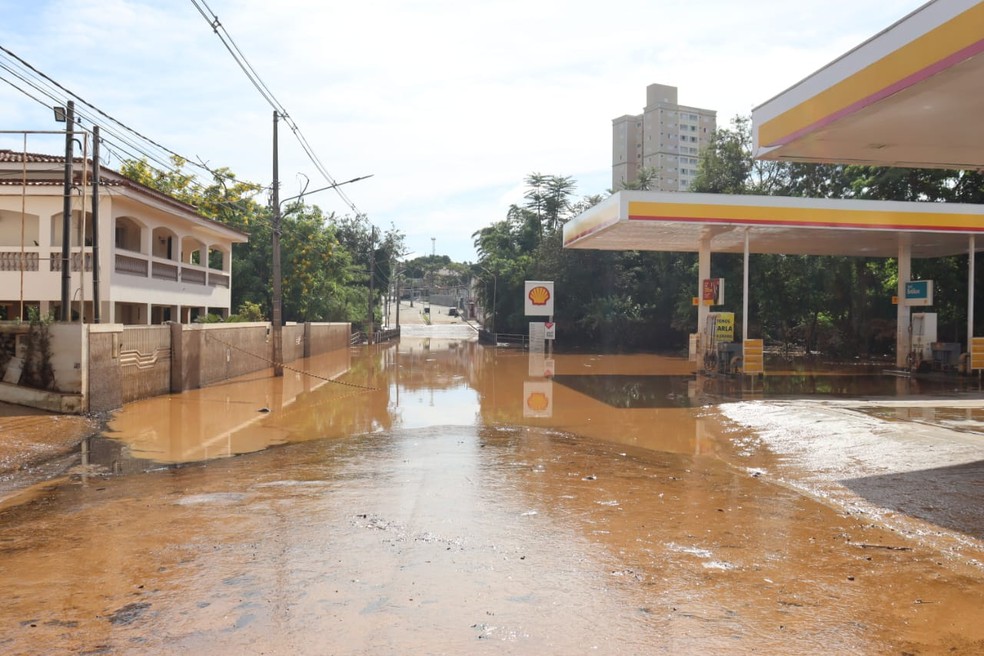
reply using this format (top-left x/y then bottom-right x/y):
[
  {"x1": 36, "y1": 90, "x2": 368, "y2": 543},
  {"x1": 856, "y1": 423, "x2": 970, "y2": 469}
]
[{"x1": 0, "y1": 342, "x2": 982, "y2": 654}]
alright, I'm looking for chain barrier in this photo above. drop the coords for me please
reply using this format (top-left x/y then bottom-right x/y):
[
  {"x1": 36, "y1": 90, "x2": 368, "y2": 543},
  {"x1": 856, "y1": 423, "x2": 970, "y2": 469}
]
[{"x1": 205, "y1": 332, "x2": 378, "y2": 392}]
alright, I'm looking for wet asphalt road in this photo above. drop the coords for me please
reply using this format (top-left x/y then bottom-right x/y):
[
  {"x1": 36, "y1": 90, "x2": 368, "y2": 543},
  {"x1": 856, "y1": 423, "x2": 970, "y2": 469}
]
[{"x1": 0, "y1": 338, "x2": 983, "y2": 655}]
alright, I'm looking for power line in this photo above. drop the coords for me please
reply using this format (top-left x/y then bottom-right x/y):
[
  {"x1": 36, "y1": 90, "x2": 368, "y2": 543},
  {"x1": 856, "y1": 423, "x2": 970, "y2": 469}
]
[
  {"x1": 188, "y1": 0, "x2": 364, "y2": 217},
  {"x1": 0, "y1": 45, "x2": 209, "y2": 174},
  {"x1": 0, "y1": 45, "x2": 265, "y2": 201}
]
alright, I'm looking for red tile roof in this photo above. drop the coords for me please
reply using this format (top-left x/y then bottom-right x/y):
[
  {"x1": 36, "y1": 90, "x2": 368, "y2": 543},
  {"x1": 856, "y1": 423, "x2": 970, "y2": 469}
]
[{"x1": 0, "y1": 150, "x2": 248, "y2": 238}]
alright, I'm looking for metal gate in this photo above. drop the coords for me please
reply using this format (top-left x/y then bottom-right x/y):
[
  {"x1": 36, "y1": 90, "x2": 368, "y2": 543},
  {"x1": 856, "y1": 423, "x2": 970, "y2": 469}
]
[{"x1": 119, "y1": 325, "x2": 172, "y2": 403}]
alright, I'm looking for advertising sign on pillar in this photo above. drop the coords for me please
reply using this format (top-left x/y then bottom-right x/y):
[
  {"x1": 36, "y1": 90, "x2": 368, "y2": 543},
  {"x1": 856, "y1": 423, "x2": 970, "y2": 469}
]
[
  {"x1": 702, "y1": 278, "x2": 724, "y2": 306},
  {"x1": 523, "y1": 381, "x2": 553, "y2": 418},
  {"x1": 712, "y1": 312, "x2": 735, "y2": 342},
  {"x1": 904, "y1": 280, "x2": 933, "y2": 306},
  {"x1": 524, "y1": 281, "x2": 555, "y2": 316}
]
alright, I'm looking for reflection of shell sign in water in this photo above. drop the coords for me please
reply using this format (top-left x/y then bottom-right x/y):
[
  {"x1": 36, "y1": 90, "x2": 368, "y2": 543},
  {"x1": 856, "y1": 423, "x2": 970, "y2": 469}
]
[
  {"x1": 524, "y1": 280, "x2": 555, "y2": 316},
  {"x1": 523, "y1": 381, "x2": 553, "y2": 418},
  {"x1": 526, "y1": 391, "x2": 549, "y2": 412}
]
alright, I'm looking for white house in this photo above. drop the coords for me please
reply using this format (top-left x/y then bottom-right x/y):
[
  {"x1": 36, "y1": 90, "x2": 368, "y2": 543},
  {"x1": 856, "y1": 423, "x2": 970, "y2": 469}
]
[{"x1": 0, "y1": 150, "x2": 248, "y2": 324}]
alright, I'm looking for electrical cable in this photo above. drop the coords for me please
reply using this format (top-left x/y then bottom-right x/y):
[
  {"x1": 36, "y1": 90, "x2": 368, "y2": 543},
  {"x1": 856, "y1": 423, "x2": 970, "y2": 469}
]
[
  {"x1": 0, "y1": 46, "x2": 264, "y2": 203},
  {"x1": 0, "y1": 44, "x2": 228, "y2": 180},
  {"x1": 188, "y1": 0, "x2": 364, "y2": 216}
]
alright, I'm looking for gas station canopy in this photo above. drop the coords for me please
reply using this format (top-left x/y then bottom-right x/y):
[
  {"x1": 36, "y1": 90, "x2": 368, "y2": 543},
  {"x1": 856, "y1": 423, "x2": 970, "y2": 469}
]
[
  {"x1": 752, "y1": 0, "x2": 984, "y2": 169},
  {"x1": 563, "y1": 0, "x2": 984, "y2": 369},
  {"x1": 562, "y1": 190, "x2": 984, "y2": 258}
]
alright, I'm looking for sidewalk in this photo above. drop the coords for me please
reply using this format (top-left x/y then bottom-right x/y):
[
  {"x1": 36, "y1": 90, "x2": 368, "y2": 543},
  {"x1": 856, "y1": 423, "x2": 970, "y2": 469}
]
[{"x1": 0, "y1": 402, "x2": 99, "y2": 503}]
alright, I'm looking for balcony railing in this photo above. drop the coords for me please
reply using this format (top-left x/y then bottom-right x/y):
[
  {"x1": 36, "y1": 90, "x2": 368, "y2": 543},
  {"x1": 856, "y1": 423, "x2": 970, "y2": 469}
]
[
  {"x1": 0, "y1": 251, "x2": 39, "y2": 272},
  {"x1": 116, "y1": 253, "x2": 148, "y2": 277},
  {"x1": 112, "y1": 251, "x2": 228, "y2": 290},
  {"x1": 49, "y1": 251, "x2": 93, "y2": 273},
  {"x1": 0, "y1": 247, "x2": 231, "y2": 293},
  {"x1": 152, "y1": 261, "x2": 179, "y2": 281},
  {"x1": 181, "y1": 267, "x2": 206, "y2": 284},
  {"x1": 208, "y1": 271, "x2": 229, "y2": 288}
]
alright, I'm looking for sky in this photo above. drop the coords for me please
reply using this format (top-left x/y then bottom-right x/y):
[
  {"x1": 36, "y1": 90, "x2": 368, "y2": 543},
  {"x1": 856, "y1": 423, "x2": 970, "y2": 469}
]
[{"x1": 0, "y1": 0, "x2": 923, "y2": 262}]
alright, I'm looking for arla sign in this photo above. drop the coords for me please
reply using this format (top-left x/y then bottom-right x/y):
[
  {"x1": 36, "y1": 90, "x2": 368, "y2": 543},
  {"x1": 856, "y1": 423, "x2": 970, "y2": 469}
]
[{"x1": 524, "y1": 280, "x2": 555, "y2": 316}]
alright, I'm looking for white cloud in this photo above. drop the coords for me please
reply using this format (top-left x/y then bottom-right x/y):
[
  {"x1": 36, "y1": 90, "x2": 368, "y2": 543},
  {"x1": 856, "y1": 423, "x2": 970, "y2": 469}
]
[{"x1": 0, "y1": 0, "x2": 921, "y2": 261}]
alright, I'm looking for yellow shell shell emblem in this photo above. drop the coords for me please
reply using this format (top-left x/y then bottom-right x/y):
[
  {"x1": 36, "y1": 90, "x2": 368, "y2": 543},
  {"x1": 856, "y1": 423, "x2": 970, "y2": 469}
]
[
  {"x1": 526, "y1": 391, "x2": 549, "y2": 412},
  {"x1": 528, "y1": 285, "x2": 551, "y2": 306}
]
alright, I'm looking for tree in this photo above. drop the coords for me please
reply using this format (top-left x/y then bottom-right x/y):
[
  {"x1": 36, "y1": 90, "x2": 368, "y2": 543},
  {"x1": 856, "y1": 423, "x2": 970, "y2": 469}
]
[{"x1": 118, "y1": 157, "x2": 403, "y2": 327}]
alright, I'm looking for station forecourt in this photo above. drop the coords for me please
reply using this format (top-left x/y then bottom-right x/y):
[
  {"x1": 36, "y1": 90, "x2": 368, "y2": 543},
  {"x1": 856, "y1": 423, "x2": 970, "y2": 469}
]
[{"x1": 563, "y1": 0, "x2": 984, "y2": 373}]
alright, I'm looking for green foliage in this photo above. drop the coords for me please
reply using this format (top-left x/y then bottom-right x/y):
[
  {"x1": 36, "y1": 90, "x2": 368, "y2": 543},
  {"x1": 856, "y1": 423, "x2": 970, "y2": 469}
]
[
  {"x1": 118, "y1": 158, "x2": 404, "y2": 328},
  {"x1": 20, "y1": 306, "x2": 55, "y2": 390},
  {"x1": 228, "y1": 301, "x2": 266, "y2": 323}
]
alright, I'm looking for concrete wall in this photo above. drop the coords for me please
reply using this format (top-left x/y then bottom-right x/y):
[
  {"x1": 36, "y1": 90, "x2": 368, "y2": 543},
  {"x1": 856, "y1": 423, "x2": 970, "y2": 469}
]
[
  {"x1": 87, "y1": 324, "x2": 123, "y2": 414},
  {"x1": 0, "y1": 322, "x2": 86, "y2": 413},
  {"x1": 168, "y1": 321, "x2": 350, "y2": 396},
  {"x1": 119, "y1": 325, "x2": 171, "y2": 404},
  {"x1": 171, "y1": 322, "x2": 270, "y2": 391},
  {"x1": 0, "y1": 320, "x2": 352, "y2": 413},
  {"x1": 284, "y1": 324, "x2": 305, "y2": 364},
  {"x1": 305, "y1": 323, "x2": 350, "y2": 357}
]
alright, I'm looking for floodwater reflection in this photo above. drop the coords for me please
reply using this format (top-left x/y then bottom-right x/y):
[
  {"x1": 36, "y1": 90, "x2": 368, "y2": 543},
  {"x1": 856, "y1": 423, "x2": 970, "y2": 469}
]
[
  {"x1": 97, "y1": 342, "x2": 984, "y2": 471},
  {"x1": 0, "y1": 339, "x2": 981, "y2": 654}
]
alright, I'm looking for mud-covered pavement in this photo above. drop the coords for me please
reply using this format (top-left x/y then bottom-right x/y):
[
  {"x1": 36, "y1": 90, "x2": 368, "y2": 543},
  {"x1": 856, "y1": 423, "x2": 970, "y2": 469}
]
[{"x1": 1, "y1": 339, "x2": 983, "y2": 654}]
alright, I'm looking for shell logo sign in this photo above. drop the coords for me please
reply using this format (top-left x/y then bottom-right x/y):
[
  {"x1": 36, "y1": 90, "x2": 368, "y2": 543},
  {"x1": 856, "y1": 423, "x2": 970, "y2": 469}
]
[
  {"x1": 524, "y1": 280, "x2": 555, "y2": 316},
  {"x1": 528, "y1": 285, "x2": 551, "y2": 306}
]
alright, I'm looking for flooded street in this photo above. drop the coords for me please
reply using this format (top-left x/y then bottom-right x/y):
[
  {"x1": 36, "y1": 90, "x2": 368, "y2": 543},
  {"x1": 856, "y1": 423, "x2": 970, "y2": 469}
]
[{"x1": 1, "y1": 337, "x2": 984, "y2": 654}]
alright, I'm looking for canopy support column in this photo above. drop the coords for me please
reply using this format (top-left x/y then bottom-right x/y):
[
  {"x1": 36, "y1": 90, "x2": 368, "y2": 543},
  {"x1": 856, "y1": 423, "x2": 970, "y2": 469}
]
[
  {"x1": 742, "y1": 229, "x2": 750, "y2": 342},
  {"x1": 968, "y1": 235, "x2": 975, "y2": 358},
  {"x1": 697, "y1": 235, "x2": 711, "y2": 336},
  {"x1": 896, "y1": 234, "x2": 912, "y2": 368}
]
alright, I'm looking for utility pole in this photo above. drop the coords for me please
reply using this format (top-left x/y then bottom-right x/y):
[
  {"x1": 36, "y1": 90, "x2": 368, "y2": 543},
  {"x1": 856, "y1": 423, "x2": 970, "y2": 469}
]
[
  {"x1": 271, "y1": 111, "x2": 284, "y2": 376},
  {"x1": 367, "y1": 225, "x2": 376, "y2": 345},
  {"x1": 91, "y1": 125, "x2": 101, "y2": 323},
  {"x1": 395, "y1": 266, "x2": 401, "y2": 327},
  {"x1": 60, "y1": 100, "x2": 74, "y2": 321}
]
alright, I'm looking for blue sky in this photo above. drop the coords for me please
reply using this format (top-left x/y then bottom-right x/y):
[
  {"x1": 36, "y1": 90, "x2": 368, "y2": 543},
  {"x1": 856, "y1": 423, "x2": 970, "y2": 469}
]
[{"x1": 0, "y1": 0, "x2": 921, "y2": 262}]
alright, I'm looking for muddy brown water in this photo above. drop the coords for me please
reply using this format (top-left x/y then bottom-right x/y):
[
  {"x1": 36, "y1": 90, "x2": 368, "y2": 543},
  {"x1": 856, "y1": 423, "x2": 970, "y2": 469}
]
[{"x1": 1, "y1": 339, "x2": 982, "y2": 654}]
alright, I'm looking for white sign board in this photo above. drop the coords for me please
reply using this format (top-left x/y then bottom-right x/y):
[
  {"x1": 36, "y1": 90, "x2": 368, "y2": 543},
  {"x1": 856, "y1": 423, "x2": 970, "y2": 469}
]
[
  {"x1": 544, "y1": 321, "x2": 556, "y2": 340},
  {"x1": 905, "y1": 280, "x2": 933, "y2": 306},
  {"x1": 524, "y1": 280, "x2": 555, "y2": 316},
  {"x1": 529, "y1": 322, "x2": 546, "y2": 354}
]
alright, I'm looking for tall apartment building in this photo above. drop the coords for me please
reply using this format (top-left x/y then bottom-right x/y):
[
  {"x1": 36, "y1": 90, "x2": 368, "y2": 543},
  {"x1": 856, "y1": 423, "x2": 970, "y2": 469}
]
[{"x1": 612, "y1": 83, "x2": 717, "y2": 192}]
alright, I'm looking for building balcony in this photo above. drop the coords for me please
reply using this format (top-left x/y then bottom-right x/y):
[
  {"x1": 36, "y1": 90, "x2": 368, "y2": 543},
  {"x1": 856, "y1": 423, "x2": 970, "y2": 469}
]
[{"x1": 114, "y1": 250, "x2": 227, "y2": 288}]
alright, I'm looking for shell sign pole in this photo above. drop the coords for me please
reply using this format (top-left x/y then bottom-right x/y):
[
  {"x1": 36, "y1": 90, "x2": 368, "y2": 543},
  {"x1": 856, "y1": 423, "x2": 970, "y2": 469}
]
[{"x1": 525, "y1": 281, "x2": 555, "y2": 357}]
